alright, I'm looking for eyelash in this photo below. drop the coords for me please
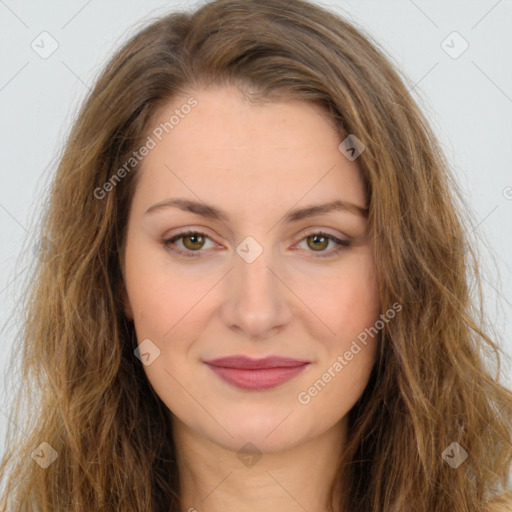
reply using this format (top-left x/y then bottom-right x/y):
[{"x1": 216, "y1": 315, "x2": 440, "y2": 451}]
[{"x1": 162, "y1": 230, "x2": 351, "y2": 259}]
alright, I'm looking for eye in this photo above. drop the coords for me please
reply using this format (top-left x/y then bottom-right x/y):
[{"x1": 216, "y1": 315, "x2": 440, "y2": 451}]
[
  {"x1": 294, "y1": 231, "x2": 351, "y2": 258},
  {"x1": 163, "y1": 230, "x2": 216, "y2": 257},
  {"x1": 162, "y1": 230, "x2": 351, "y2": 258}
]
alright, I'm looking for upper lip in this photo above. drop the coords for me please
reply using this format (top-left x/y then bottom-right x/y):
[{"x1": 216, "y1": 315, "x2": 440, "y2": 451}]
[{"x1": 203, "y1": 356, "x2": 310, "y2": 369}]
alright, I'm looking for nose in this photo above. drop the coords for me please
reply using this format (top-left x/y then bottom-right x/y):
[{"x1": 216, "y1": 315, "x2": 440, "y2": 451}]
[{"x1": 219, "y1": 244, "x2": 292, "y2": 341}]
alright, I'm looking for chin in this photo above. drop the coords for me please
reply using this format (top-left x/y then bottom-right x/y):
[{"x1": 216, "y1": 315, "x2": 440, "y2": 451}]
[{"x1": 201, "y1": 413, "x2": 311, "y2": 454}]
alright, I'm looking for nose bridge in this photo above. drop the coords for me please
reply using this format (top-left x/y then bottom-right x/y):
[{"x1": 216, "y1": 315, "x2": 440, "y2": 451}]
[
  {"x1": 221, "y1": 236, "x2": 291, "y2": 338},
  {"x1": 236, "y1": 244, "x2": 274, "y2": 296}
]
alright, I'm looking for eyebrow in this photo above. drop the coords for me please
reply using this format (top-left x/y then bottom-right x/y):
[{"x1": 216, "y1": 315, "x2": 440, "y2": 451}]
[{"x1": 144, "y1": 198, "x2": 369, "y2": 222}]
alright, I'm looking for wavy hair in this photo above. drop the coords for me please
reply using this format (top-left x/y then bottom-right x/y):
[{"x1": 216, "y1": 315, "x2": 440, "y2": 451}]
[{"x1": 1, "y1": 0, "x2": 511, "y2": 510}]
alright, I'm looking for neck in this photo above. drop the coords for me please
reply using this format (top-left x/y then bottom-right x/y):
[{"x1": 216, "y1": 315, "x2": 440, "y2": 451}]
[{"x1": 172, "y1": 416, "x2": 347, "y2": 512}]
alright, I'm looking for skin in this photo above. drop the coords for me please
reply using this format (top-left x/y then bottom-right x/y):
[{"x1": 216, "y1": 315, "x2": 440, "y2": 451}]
[{"x1": 121, "y1": 85, "x2": 381, "y2": 512}]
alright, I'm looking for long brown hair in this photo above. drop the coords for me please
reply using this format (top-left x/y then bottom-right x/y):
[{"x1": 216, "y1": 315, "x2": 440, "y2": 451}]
[{"x1": 1, "y1": 0, "x2": 511, "y2": 510}]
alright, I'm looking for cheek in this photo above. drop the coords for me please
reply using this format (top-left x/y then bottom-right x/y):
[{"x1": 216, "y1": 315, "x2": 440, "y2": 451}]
[
  {"x1": 298, "y1": 254, "x2": 380, "y2": 339},
  {"x1": 306, "y1": 253, "x2": 380, "y2": 388},
  {"x1": 297, "y1": 342, "x2": 377, "y2": 429},
  {"x1": 296, "y1": 267, "x2": 380, "y2": 417},
  {"x1": 337, "y1": 273, "x2": 380, "y2": 335},
  {"x1": 124, "y1": 239, "x2": 202, "y2": 334}
]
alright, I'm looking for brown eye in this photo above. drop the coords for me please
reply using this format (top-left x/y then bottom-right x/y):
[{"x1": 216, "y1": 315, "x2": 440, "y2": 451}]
[
  {"x1": 181, "y1": 233, "x2": 205, "y2": 251},
  {"x1": 306, "y1": 234, "x2": 329, "y2": 251},
  {"x1": 163, "y1": 230, "x2": 215, "y2": 257},
  {"x1": 295, "y1": 231, "x2": 351, "y2": 258},
  {"x1": 163, "y1": 230, "x2": 350, "y2": 259}
]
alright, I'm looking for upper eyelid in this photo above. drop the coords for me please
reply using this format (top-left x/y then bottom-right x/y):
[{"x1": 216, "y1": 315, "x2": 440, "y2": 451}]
[{"x1": 164, "y1": 227, "x2": 348, "y2": 244}]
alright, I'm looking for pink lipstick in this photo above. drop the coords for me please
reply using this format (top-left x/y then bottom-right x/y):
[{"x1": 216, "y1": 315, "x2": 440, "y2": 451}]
[{"x1": 203, "y1": 356, "x2": 310, "y2": 390}]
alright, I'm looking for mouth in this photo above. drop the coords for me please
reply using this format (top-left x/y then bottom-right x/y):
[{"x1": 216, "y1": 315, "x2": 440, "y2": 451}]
[{"x1": 203, "y1": 356, "x2": 311, "y2": 390}]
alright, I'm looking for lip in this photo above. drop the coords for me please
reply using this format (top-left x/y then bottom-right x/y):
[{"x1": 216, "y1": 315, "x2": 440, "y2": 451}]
[{"x1": 203, "y1": 356, "x2": 310, "y2": 390}]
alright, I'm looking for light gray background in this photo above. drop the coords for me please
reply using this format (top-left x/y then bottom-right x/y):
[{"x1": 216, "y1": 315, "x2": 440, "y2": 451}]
[{"x1": 1, "y1": 0, "x2": 511, "y2": 452}]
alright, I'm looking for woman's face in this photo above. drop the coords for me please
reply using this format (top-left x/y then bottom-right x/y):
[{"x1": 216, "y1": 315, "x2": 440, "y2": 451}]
[{"x1": 121, "y1": 85, "x2": 381, "y2": 453}]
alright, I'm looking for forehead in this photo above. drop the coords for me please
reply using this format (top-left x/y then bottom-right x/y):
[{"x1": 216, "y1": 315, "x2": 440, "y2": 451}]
[{"x1": 132, "y1": 86, "x2": 366, "y2": 219}]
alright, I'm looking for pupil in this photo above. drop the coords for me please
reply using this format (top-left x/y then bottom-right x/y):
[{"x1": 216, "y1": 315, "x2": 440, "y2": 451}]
[
  {"x1": 186, "y1": 233, "x2": 203, "y2": 249},
  {"x1": 310, "y1": 235, "x2": 327, "y2": 250}
]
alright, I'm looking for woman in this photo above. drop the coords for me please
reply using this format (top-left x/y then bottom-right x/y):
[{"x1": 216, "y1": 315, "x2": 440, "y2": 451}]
[{"x1": 1, "y1": 0, "x2": 510, "y2": 510}]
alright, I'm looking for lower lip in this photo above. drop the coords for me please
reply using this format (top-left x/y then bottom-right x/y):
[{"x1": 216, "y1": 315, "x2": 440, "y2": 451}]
[{"x1": 205, "y1": 364, "x2": 309, "y2": 390}]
